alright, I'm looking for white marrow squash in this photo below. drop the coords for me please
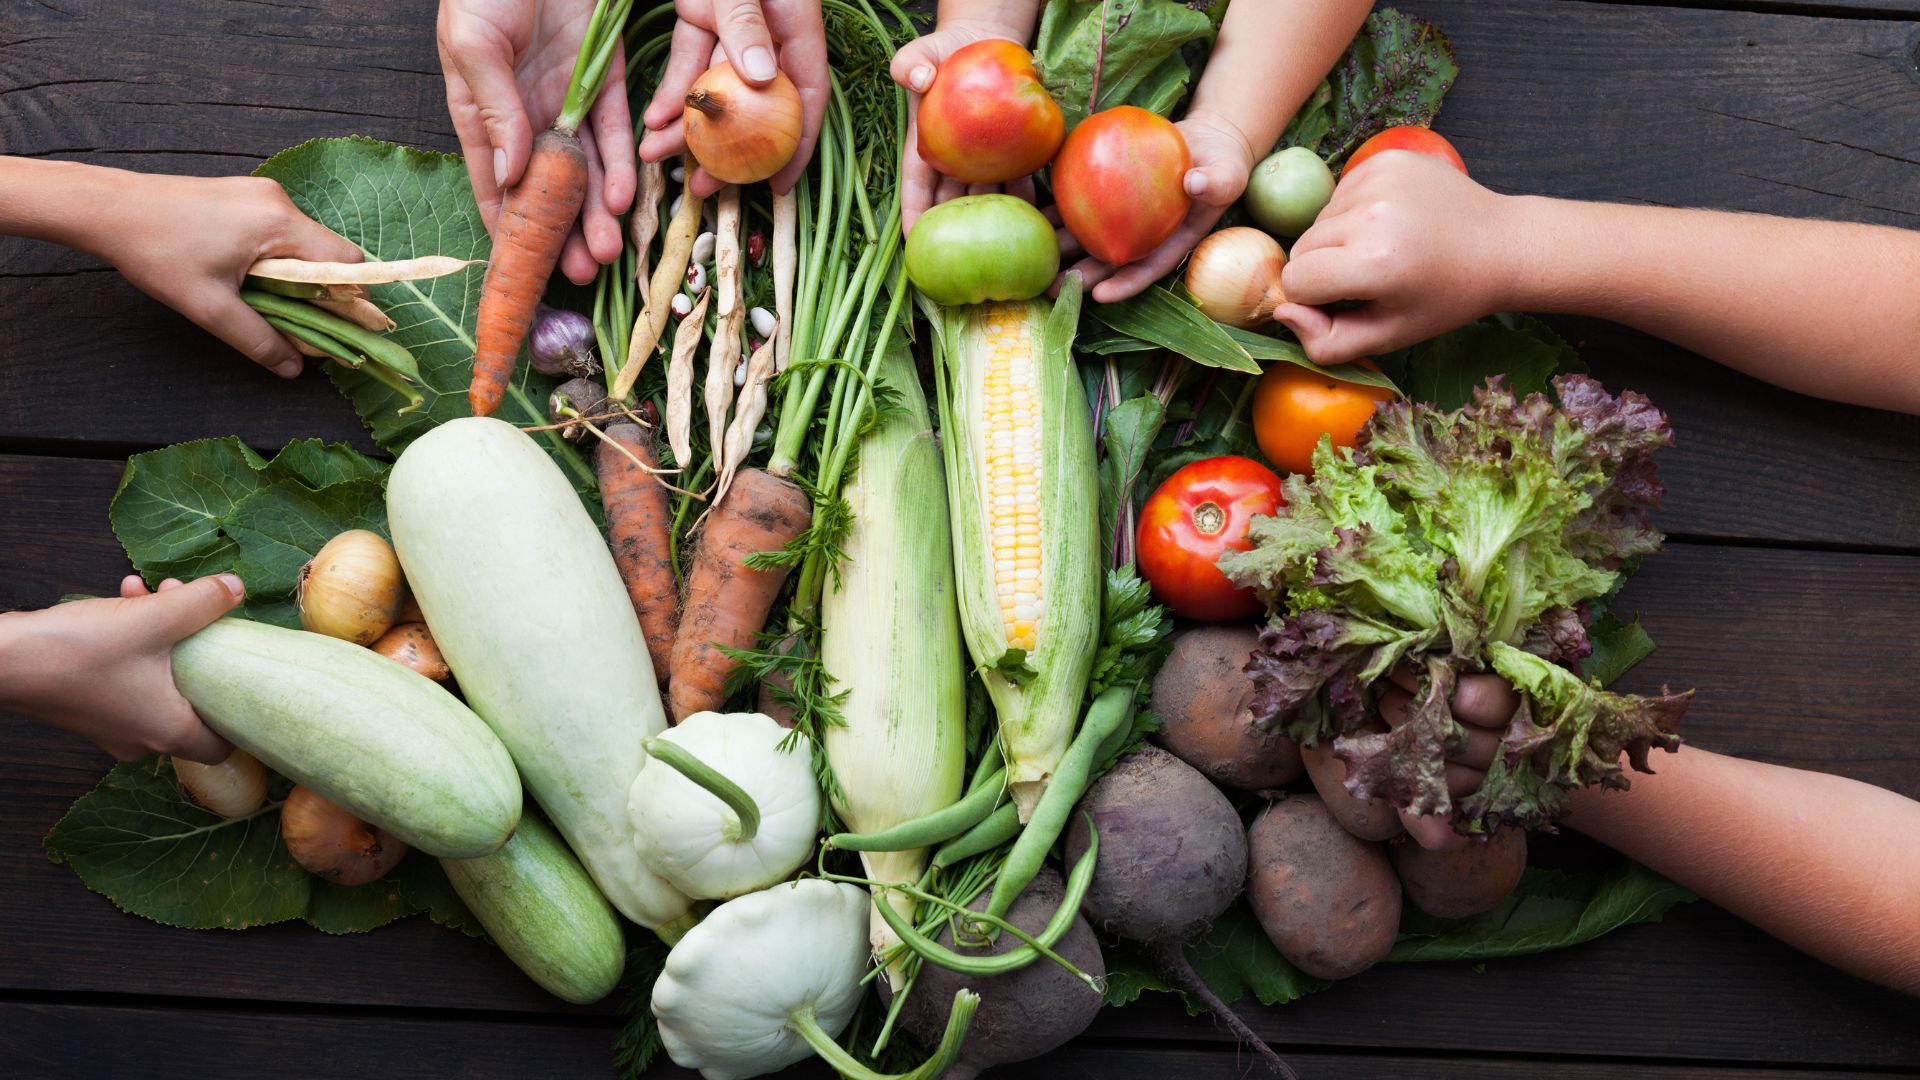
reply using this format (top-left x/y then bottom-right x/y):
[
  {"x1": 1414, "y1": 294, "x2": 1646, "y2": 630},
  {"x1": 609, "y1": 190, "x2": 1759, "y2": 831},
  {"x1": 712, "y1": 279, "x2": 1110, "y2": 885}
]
[
  {"x1": 441, "y1": 814, "x2": 625, "y2": 1004},
  {"x1": 387, "y1": 417, "x2": 692, "y2": 931},
  {"x1": 170, "y1": 618, "x2": 519, "y2": 858}
]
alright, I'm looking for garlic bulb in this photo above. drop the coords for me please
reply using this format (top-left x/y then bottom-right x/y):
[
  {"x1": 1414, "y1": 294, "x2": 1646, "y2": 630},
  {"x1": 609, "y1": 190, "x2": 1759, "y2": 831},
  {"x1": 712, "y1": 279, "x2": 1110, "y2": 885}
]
[{"x1": 297, "y1": 530, "x2": 405, "y2": 646}]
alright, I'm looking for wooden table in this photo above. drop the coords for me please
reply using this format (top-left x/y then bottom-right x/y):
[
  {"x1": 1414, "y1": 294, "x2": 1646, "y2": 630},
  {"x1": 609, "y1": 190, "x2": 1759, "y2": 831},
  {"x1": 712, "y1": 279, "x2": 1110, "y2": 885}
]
[{"x1": 4, "y1": 0, "x2": 1918, "y2": 1076}]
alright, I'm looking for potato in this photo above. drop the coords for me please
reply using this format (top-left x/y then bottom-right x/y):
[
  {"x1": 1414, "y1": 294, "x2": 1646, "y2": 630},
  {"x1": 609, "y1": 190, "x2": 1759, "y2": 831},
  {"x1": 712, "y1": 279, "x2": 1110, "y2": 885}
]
[
  {"x1": 1301, "y1": 735, "x2": 1405, "y2": 842},
  {"x1": 1246, "y1": 795, "x2": 1401, "y2": 980},
  {"x1": 1390, "y1": 826, "x2": 1527, "y2": 919},
  {"x1": 1150, "y1": 625, "x2": 1303, "y2": 790}
]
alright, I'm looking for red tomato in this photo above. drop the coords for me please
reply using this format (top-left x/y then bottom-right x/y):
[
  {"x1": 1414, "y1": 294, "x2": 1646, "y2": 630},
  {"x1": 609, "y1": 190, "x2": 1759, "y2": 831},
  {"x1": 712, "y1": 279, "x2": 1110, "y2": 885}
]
[
  {"x1": 1342, "y1": 125, "x2": 1467, "y2": 177},
  {"x1": 1051, "y1": 106, "x2": 1191, "y2": 266},
  {"x1": 917, "y1": 41, "x2": 1065, "y2": 185},
  {"x1": 1252, "y1": 362, "x2": 1396, "y2": 476},
  {"x1": 1136, "y1": 456, "x2": 1285, "y2": 622}
]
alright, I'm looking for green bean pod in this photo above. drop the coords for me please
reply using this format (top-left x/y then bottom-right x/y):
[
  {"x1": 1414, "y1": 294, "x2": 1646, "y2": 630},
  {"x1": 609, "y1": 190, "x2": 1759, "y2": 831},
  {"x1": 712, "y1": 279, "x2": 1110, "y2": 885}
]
[
  {"x1": 828, "y1": 767, "x2": 1005, "y2": 853},
  {"x1": 260, "y1": 315, "x2": 426, "y2": 416},
  {"x1": 931, "y1": 802, "x2": 1020, "y2": 871},
  {"x1": 242, "y1": 289, "x2": 422, "y2": 383}
]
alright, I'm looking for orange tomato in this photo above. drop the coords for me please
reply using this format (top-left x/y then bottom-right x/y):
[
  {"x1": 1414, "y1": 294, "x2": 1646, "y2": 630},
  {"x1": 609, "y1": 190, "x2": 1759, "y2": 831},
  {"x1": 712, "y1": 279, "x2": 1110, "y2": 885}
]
[
  {"x1": 1343, "y1": 126, "x2": 1467, "y2": 177},
  {"x1": 917, "y1": 41, "x2": 1065, "y2": 185},
  {"x1": 1051, "y1": 106, "x2": 1191, "y2": 266},
  {"x1": 1252, "y1": 362, "x2": 1395, "y2": 475}
]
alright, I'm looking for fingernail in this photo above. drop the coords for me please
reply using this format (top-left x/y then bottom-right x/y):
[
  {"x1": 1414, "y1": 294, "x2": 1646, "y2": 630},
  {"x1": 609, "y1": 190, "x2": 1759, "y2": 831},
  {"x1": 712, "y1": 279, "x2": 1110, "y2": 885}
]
[
  {"x1": 216, "y1": 574, "x2": 245, "y2": 602},
  {"x1": 743, "y1": 46, "x2": 777, "y2": 83},
  {"x1": 910, "y1": 65, "x2": 934, "y2": 92},
  {"x1": 1184, "y1": 169, "x2": 1208, "y2": 198},
  {"x1": 492, "y1": 148, "x2": 507, "y2": 187},
  {"x1": 273, "y1": 358, "x2": 301, "y2": 379}
]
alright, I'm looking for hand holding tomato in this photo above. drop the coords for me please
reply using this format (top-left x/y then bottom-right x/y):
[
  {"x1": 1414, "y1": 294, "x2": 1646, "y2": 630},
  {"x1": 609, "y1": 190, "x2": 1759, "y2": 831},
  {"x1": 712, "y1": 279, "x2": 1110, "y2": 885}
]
[
  {"x1": 1136, "y1": 456, "x2": 1285, "y2": 622},
  {"x1": 915, "y1": 41, "x2": 1062, "y2": 186},
  {"x1": 1055, "y1": 108, "x2": 1256, "y2": 305},
  {"x1": 892, "y1": 19, "x2": 1046, "y2": 234},
  {"x1": 1251, "y1": 361, "x2": 1395, "y2": 476},
  {"x1": 1272, "y1": 151, "x2": 1521, "y2": 367}
]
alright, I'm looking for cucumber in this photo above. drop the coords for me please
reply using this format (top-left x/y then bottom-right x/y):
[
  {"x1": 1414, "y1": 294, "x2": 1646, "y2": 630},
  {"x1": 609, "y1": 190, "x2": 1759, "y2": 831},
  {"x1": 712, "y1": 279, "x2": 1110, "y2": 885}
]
[
  {"x1": 387, "y1": 417, "x2": 691, "y2": 931},
  {"x1": 170, "y1": 618, "x2": 521, "y2": 858},
  {"x1": 441, "y1": 814, "x2": 625, "y2": 1004}
]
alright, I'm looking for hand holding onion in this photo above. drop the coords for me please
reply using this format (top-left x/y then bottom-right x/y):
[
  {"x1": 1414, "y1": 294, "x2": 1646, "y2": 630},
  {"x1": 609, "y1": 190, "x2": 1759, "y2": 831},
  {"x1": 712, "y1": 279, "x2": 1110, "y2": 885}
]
[{"x1": 682, "y1": 62, "x2": 804, "y2": 186}]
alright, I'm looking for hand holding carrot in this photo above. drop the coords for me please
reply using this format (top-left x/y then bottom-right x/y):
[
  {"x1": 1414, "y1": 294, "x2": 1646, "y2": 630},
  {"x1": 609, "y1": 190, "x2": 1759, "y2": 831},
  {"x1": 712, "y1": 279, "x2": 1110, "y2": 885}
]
[
  {"x1": 639, "y1": 0, "x2": 828, "y2": 196},
  {"x1": 438, "y1": 0, "x2": 636, "y2": 285},
  {"x1": 0, "y1": 576, "x2": 244, "y2": 764}
]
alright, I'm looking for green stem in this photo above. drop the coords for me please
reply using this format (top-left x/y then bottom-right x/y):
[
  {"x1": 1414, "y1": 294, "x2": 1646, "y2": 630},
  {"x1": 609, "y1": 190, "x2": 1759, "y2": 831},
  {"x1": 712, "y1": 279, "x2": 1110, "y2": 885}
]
[
  {"x1": 643, "y1": 737, "x2": 760, "y2": 842},
  {"x1": 558, "y1": 0, "x2": 636, "y2": 134},
  {"x1": 787, "y1": 990, "x2": 978, "y2": 1080}
]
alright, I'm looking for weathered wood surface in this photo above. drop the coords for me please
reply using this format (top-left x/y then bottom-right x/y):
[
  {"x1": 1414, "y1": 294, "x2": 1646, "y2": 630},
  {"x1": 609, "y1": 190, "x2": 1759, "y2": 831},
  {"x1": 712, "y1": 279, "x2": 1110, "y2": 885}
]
[{"x1": 1, "y1": 0, "x2": 1917, "y2": 1076}]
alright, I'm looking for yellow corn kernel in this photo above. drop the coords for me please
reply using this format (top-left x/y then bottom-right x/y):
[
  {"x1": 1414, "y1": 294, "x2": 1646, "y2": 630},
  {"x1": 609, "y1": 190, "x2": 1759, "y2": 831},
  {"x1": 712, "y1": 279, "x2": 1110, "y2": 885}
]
[{"x1": 977, "y1": 302, "x2": 1044, "y2": 652}]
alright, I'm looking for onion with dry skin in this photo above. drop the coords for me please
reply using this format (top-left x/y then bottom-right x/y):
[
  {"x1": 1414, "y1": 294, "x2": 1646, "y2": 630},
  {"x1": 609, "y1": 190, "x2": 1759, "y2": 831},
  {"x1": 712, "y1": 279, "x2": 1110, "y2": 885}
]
[
  {"x1": 683, "y1": 62, "x2": 802, "y2": 185},
  {"x1": 1184, "y1": 227, "x2": 1288, "y2": 329},
  {"x1": 173, "y1": 749, "x2": 268, "y2": 818},
  {"x1": 370, "y1": 622, "x2": 451, "y2": 682},
  {"x1": 281, "y1": 785, "x2": 409, "y2": 885},
  {"x1": 297, "y1": 529, "x2": 405, "y2": 646}
]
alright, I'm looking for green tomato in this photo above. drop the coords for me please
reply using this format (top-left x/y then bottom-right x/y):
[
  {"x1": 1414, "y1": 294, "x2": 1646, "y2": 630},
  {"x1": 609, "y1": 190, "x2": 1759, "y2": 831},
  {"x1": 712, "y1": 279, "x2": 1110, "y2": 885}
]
[
  {"x1": 905, "y1": 194, "x2": 1059, "y2": 306},
  {"x1": 1244, "y1": 146, "x2": 1336, "y2": 237}
]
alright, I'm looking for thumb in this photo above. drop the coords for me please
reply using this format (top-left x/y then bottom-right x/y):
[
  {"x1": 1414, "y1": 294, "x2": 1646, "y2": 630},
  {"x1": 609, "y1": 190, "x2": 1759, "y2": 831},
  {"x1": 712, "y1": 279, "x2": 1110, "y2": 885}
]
[
  {"x1": 710, "y1": 0, "x2": 778, "y2": 86},
  {"x1": 1183, "y1": 158, "x2": 1247, "y2": 208},
  {"x1": 139, "y1": 574, "x2": 245, "y2": 645},
  {"x1": 890, "y1": 35, "x2": 943, "y2": 94},
  {"x1": 161, "y1": 705, "x2": 235, "y2": 766},
  {"x1": 279, "y1": 212, "x2": 363, "y2": 265},
  {"x1": 446, "y1": 23, "x2": 535, "y2": 188},
  {"x1": 1272, "y1": 302, "x2": 1336, "y2": 359}
]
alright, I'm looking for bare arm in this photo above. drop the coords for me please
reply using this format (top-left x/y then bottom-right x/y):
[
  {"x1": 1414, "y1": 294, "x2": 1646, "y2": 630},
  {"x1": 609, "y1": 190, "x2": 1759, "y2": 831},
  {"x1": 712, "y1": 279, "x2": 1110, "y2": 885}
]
[
  {"x1": 1277, "y1": 154, "x2": 1920, "y2": 414},
  {"x1": 1566, "y1": 745, "x2": 1920, "y2": 995}
]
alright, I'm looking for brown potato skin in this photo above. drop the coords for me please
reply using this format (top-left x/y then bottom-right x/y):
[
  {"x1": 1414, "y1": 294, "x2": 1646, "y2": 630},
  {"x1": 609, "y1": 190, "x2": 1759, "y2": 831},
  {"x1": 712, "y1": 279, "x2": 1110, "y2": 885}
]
[
  {"x1": 1301, "y1": 737, "x2": 1405, "y2": 842},
  {"x1": 1390, "y1": 826, "x2": 1527, "y2": 918},
  {"x1": 1150, "y1": 625, "x2": 1303, "y2": 790},
  {"x1": 1246, "y1": 795, "x2": 1401, "y2": 980},
  {"x1": 1065, "y1": 744, "x2": 1247, "y2": 943}
]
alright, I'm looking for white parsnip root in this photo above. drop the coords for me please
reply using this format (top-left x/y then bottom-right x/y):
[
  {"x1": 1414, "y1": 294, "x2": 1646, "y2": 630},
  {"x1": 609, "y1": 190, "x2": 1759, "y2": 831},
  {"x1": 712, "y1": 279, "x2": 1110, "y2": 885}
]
[
  {"x1": 247, "y1": 255, "x2": 480, "y2": 284},
  {"x1": 666, "y1": 289, "x2": 712, "y2": 468},
  {"x1": 702, "y1": 186, "x2": 746, "y2": 488},
  {"x1": 617, "y1": 161, "x2": 705, "y2": 400}
]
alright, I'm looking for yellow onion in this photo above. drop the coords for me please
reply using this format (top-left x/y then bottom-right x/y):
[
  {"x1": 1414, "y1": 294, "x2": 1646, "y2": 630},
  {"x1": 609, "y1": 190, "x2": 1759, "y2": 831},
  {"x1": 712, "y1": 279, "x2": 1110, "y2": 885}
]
[
  {"x1": 281, "y1": 785, "x2": 408, "y2": 886},
  {"x1": 370, "y1": 622, "x2": 451, "y2": 682},
  {"x1": 683, "y1": 62, "x2": 803, "y2": 185},
  {"x1": 1184, "y1": 226, "x2": 1288, "y2": 329},
  {"x1": 297, "y1": 529, "x2": 404, "y2": 646},
  {"x1": 173, "y1": 748, "x2": 268, "y2": 818}
]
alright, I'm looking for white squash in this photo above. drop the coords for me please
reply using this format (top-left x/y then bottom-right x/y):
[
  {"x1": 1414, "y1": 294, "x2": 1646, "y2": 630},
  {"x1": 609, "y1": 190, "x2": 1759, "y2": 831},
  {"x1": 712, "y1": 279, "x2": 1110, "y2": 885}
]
[
  {"x1": 626, "y1": 711, "x2": 821, "y2": 900},
  {"x1": 386, "y1": 416, "x2": 691, "y2": 933},
  {"x1": 652, "y1": 880, "x2": 979, "y2": 1080}
]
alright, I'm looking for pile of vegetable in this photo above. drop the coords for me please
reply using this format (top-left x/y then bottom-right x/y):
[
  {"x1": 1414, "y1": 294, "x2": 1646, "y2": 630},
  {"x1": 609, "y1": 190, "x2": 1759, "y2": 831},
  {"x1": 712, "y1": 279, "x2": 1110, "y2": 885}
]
[{"x1": 42, "y1": 3, "x2": 1709, "y2": 1078}]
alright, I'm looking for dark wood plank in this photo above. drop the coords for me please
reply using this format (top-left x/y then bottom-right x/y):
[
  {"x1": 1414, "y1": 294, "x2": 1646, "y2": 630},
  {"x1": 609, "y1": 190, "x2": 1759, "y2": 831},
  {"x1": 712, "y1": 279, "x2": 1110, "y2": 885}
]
[{"x1": 0, "y1": 1002, "x2": 1892, "y2": 1080}]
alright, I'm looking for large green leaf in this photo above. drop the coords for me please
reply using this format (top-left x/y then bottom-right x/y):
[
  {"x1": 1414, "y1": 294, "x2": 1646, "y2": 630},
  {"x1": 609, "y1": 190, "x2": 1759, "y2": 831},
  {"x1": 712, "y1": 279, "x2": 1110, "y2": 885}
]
[
  {"x1": 1034, "y1": 0, "x2": 1217, "y2": 130},
  {"x1": 110, "y1": 438, "x2": 392, "y2": 627},
  {"x1": 1372, "y1": 313, "x2": 1581, "y2": 410},
  {"x1": 1276, "y1": 9, "x2": 1459, "y2": 164},
  {"x1": 252, "y1": 137, "x2": 595, "y2": 494},
  {"x1": 1388, "y1": 863, "x2": 1695, "y2": 962},
  {"x1": 43, "y1": 757, "x2": 468, "y2": 934}
]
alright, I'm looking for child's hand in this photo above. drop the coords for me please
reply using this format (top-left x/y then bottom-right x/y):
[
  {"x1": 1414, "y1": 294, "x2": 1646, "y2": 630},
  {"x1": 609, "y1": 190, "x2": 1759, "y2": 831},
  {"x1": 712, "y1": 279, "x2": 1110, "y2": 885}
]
[
  {"x1": 440, "y1": 0, "x2": 637, "y2": 282},
  {"x1": 0, "y1": 575, "x2": 244, "y2": 764},
  {"x1": 1376, "y1": 667, "x2": 1519, "y2": 851},
  {"x1": 1058, "y1": 108, "x2": 1256, "y2": 304},
  {"x1": 102, "y1": 173, "x2": 365, "y2": 380},
  {"x1": 893, "y1": 22, "x2": 1039, "y2": 233},
  {"x1": 639, "y1": 0, "x2": 829, "y2": 197},
  {"x1": 1273, "y1": 152, "x2": 1520, "y2": 365}
]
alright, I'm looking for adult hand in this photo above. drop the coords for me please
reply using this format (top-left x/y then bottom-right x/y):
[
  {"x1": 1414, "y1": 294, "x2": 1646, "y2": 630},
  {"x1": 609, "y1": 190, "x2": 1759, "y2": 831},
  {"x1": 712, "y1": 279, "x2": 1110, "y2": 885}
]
[
  {"x1": 638, "y1": 0, "x2": 828, "y2": 197},
  {"x1": 1055, "y1": 108, "x2": 1254, "y2": 303},
  {"x1": 439, "y1": 0, "x2": 636, "y2": 284},
  {"x1": 892, "y1": 23, "x2": 1039, "y2": 234},
  {"x1": 0, "y1": 576, "x2": 244, "y2": 764},
  {"x1": 104, "y1": 173, "x2": 364, "y2": 380},
  {"x1": 1375, "y1": 668, "x2": 1519, "y2": 851},
  {"x1": 1272, "y1": 151, "x2": 1518, "y2": 365}
]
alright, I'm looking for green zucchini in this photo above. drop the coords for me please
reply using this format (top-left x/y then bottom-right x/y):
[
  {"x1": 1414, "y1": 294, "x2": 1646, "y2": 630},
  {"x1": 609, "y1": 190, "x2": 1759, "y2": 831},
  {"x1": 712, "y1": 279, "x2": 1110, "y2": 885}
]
[
  {"x1": 170, "y1": 617, "x2": 521, "y2": 858},
  {"x1": 440, "y1": 814, "x2": 625, "y2": 1004}
]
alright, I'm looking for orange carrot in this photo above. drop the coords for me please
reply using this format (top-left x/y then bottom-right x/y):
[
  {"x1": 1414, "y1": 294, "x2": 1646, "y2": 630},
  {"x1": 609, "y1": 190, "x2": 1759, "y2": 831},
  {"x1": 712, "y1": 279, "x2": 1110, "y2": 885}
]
[
  {"x1": 597, "y1": 421, "x2": 679, "y2": 684},
  {"x1": 668, "y1": 467, "x2": 812, "y2": 722},
  {"x1": 470, "y1": 129, "x2": 588, "y2": 417}
]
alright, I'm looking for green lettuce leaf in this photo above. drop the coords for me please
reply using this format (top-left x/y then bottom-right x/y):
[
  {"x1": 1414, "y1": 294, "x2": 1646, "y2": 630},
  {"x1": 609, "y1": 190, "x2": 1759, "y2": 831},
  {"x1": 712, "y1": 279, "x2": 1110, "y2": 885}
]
[
  {"x1": 44, "y1": 757, "x2": 471, "y2": 934},
  {"x1": 1034, "y1": 0, "x2": 1217, "y2": 130},
  {"x1": 253, "y1": 137, "x2": 595, "y2": 496}
]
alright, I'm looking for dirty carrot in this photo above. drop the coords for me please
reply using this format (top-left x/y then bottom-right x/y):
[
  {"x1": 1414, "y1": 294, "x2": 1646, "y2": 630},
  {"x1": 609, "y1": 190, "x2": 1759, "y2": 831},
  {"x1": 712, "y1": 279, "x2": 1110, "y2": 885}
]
[
  {"x1": 468, "y1": 0, "x2": 632, "y2": 417},
  {"x1": 598, "y1": 421, "x2": 679, "y2": 684},
  {"x1": 667, "y1": 466, "x2": 812, "y2": 722}
]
